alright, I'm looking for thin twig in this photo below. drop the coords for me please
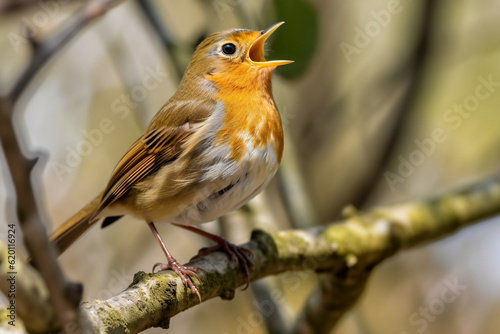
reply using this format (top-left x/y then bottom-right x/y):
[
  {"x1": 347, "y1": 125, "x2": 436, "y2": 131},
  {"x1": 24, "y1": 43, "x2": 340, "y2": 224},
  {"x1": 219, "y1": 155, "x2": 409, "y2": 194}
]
[{"x1": 9, "y1": 0, "x2": 124, "y2": 104}]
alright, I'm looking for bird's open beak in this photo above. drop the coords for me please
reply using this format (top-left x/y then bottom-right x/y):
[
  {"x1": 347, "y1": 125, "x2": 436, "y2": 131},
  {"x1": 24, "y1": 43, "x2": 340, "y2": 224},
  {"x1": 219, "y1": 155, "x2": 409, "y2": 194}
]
[{"x1": 248, "y1": 21, "x2": 294, "y2": 68}]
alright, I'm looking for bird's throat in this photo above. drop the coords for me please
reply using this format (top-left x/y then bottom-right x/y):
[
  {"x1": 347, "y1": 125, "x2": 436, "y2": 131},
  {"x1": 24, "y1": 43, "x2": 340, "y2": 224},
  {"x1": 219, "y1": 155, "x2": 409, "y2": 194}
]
[{"x1": 208, "y1": 68, "x2": 283, "y2": 163}]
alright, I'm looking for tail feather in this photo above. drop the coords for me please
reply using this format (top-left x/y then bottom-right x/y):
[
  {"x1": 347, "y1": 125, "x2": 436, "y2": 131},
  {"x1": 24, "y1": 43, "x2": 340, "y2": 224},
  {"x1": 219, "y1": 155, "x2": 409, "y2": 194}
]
[{"x1": 51, "y1": 193, "x2": 103, "y2": 255}]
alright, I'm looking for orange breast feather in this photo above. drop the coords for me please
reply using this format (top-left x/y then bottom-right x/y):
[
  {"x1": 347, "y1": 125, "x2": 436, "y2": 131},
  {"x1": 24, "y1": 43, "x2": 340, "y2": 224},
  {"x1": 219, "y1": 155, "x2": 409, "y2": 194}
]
[{"x1": 209, "y1": 66, "x2": 284, "y2": 163}]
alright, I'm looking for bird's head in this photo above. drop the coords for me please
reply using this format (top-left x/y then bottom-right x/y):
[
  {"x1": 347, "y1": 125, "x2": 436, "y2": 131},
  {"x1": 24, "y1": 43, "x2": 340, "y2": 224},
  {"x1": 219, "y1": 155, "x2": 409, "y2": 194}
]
[{"x1": 180, "y1": 22, "x2": 293, "y2": 92}]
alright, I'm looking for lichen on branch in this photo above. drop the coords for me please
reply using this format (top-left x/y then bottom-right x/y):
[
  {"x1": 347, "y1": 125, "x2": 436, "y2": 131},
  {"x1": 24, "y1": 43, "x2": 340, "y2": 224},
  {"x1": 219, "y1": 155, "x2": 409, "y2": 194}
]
[{"x1": 80, "y1": 173, "x2": 500, "y2": 333}]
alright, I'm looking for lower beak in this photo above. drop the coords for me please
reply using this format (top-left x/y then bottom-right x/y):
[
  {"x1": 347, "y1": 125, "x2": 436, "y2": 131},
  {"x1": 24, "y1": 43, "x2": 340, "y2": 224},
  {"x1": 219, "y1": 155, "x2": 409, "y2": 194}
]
[{"x1": 248, "y1": 22, "x2": 294, "y2": 68}]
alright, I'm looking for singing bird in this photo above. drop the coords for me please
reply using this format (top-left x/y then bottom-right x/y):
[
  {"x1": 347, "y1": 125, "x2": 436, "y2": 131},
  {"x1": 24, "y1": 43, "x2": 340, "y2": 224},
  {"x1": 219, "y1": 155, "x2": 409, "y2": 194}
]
[{"x1": 51, "y1": 22, "x2": 292, "y2": 300}]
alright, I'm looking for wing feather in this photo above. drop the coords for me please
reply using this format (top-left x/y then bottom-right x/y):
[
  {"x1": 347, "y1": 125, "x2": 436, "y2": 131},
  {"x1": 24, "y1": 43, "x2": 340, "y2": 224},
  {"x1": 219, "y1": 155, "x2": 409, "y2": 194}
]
[{"x1": 92, "y1": 123, "x2": 193, "y2": 218}]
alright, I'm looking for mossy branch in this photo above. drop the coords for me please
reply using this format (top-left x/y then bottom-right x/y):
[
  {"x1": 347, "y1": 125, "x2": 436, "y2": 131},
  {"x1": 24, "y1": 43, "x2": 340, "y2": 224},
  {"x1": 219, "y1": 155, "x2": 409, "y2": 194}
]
[{"x1": 79, "y1": 173, "x2": 500, "y2": 333}]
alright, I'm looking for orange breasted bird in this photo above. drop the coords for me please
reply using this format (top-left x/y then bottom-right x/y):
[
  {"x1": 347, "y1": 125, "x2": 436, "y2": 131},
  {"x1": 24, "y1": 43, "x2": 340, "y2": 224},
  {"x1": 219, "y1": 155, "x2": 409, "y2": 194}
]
[{"x1": 50, "y1": 22, "x2": 293, "y2": 301}]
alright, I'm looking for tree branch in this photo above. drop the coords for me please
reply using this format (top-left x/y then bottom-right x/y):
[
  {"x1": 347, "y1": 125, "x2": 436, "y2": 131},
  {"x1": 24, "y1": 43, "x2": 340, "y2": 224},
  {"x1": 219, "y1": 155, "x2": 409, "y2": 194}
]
[
  {"x1": 8, "y1": 0, "x2": 124, "y2": 103},
  {"x1": 80, "y1": 172, "x2": 500, "y2": 332},
  {"x1": 292, "y1": 261, "x2": 370, "y2": 334},
  {"x1": 0, "y1": 98, "x2": 83, "y2": 332},
  {"x1": 0, "y1": 0, "x2": 124, "y2": 331}
]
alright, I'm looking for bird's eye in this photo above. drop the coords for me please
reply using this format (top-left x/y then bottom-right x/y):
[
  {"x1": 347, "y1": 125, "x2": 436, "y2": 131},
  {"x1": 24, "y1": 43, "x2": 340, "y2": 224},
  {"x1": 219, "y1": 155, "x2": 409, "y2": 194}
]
[{"x1": 221, "y1": 43, "x2": 237, "y2": 55}]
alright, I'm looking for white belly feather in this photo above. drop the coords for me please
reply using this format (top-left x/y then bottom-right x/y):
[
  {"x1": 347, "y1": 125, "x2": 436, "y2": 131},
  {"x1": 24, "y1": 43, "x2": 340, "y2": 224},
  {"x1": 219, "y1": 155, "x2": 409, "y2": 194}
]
[
  {"x1": 170, "y1": 101, "x2": 280, "y2": 226},
  {"x1": 171, "y1": 139, "x2": 278, "y2": 226}
]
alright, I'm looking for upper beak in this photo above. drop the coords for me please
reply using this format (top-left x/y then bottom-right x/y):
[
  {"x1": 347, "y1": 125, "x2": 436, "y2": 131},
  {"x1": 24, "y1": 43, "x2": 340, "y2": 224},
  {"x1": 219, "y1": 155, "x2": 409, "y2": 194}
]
[{"x1": 248, "y1": 21, "x2": 294, "y2": 68}]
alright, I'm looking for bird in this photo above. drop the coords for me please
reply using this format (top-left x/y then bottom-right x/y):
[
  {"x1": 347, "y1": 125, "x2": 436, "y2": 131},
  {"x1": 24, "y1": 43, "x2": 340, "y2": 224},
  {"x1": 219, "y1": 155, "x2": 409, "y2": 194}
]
[{"x1": 50, "y1": 22, "x2": 293, "y2": 301}]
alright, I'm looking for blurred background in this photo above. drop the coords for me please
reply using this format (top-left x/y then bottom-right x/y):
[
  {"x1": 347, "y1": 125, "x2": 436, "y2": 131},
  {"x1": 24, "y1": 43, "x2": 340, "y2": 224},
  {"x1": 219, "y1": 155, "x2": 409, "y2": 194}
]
[{"x1": 1, "y1": 0, "x2": 500, "y2": 333}]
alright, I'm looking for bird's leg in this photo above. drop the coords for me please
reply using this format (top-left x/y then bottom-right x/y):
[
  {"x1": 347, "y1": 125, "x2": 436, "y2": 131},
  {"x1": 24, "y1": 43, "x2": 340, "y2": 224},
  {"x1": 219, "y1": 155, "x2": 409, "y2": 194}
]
[
  {"x1": 172, "y1": 223, "x2": 254, "y2": 289},
  {"x1": 148, "y1": 222, "x2": 202, "y2": 302}
]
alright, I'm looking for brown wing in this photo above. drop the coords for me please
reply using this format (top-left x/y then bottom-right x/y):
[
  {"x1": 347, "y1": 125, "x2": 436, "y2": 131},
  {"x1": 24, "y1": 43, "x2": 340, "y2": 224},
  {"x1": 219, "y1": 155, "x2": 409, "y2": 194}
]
[{"x1": 92, "y1": 123, "x2": 193, "y2": 218}]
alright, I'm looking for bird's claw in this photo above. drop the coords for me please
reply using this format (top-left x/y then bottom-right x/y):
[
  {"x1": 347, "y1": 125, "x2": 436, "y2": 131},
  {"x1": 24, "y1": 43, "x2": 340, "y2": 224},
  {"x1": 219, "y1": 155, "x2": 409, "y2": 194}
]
[
  {"x1": 152, "y1": 261, "x2": 202, "y2": 302},
  {"x1": 192, "y1": 241, "x2": 254, "y2": 290}
]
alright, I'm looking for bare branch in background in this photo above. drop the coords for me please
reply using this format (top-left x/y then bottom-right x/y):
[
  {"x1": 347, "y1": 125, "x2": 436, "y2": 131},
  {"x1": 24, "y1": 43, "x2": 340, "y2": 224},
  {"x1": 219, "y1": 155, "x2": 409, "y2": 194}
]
[
  {"x1": 251, "y1": 279, "x2": 292, "y2": 334},
  {"x1": 352, "y1": 0, "x2": 436, "y2": 207},
  {"x1": 292, "y1": 260, "x2": 371, "y2": 333},
  {"x1": 135, "y1": 0, "x2": 184, "y2": 81},
  {"x1": 0, "y1": 98, "x2": 83, "y2": 331},
  {"x1": 276, "y1": 134, "x2": 318, "y2": 229},
  {"x1": 1, "y1": 0, "x2": 124, "y2": 331},
  {"x1": 9, "y1": 0, "x2": 124, "y2": 104},
  {"x1": 0, "y1": 0, "x2": 79, "y2": 13},
  {"x1": 81, "y1": 172, "x2": 500, "y2": 333}
]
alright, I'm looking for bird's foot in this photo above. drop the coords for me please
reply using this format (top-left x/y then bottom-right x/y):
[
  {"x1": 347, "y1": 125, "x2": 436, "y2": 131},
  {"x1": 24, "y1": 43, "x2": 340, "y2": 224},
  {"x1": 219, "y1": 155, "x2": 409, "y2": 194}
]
[
  {"x1": 153, "y1": 260, "x2": 202, "y2": 302},
  {"x1": 171, "y1": 223, "x2": 255, "y2": 289},
  {"x1": 192, "y1": 239, "x2": 254, "y2": 289}
]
